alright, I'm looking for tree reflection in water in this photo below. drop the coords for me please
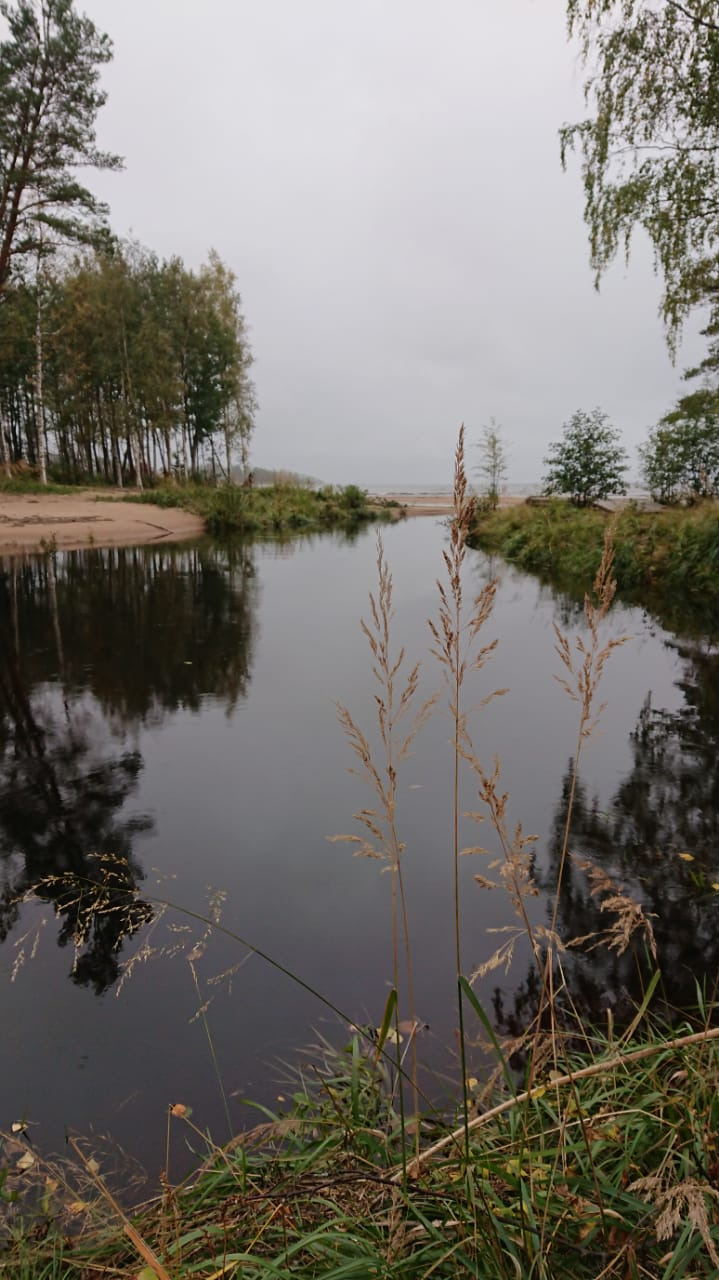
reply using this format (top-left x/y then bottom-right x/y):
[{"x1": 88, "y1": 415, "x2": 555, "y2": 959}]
[
  {"x1": 494, "y1": 632, "x2": 719, "y2": 1042},
  {"x1": 0, "y1": 540, "x2": 257, "y2": 992}
]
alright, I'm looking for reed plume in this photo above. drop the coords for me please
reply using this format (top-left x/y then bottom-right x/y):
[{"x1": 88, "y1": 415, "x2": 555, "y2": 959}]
[{"x1": 331, "y1": 533, "x2": 436, "y2": 1135}]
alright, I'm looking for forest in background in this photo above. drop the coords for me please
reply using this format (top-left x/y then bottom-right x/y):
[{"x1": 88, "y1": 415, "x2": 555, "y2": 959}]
[
  {"x1": 0, "y1": 243, "x2": 255, "y2": 488},
  {"x1": 0, "y1": 0, "x2": 256, "y2": 491}
]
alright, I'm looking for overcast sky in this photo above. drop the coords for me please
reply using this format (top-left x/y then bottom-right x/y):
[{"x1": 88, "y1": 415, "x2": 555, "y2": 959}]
[{"x1": 74, "y1": 0, "x2": 703, "y2": 485}]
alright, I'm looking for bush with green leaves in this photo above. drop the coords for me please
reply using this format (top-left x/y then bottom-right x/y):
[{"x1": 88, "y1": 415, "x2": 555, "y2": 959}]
[{"x1": 543, "y1": 408, "x2": 628, "y2": 506}]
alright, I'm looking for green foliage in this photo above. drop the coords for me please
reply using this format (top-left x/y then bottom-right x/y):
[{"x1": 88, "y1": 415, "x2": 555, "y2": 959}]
[
  {"x1": 543, "y1": 407, "x2": 628, "y2": 505},
  {"x1": 562, "y1": 1, "x2": 719, "y2": 341},
  {"x1": 471, "y1": 500, "x2": 719, "y2": 612},
  {"x1": 0, "y1": 0, "x2": 122, "y2": 294},
  {"x1": 8, "y1": 1024, "x2": 719, "y2": 1279},
  {"x1": 337, "y1": 482, "x2": 366, "y2": 511},
  {"x1": 0, "y1": 472, "x2": 76, "y2": 495},
  {"x1": 0, "y1": 243, "x2": 256, "y2": 484},
  {"x1": 124, "y1": 481, "x2": 385, "y2": 536},
  {"x1": 475, "y1": 418, "x2": 508, "y2": 509},
  {"x1": 641, "y1": 389, "x2": 719, "y2": 502}
]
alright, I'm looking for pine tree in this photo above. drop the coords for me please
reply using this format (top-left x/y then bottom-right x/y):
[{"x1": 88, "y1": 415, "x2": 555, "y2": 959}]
[{"x1": 0, "y1": 0, "x2": 121, "y2": 295}]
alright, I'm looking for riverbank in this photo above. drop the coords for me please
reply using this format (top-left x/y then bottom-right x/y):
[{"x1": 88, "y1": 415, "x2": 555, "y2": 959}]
[
  {"x1": 0, "y1": 482, "x2": 394, "y2": 554},
  {"x1": 5, "y1": 1018, "x2": 719, "y2": 1278},
  {"x1": 470, "y1": 498, "x2": 719, "y2": 609},
  {"x1": 0, "y1": 483, "x2": 538, "y2": 555}
]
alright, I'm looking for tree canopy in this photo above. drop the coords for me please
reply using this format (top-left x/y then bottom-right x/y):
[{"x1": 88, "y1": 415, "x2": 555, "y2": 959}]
[
  {"x1": 562, "y1": 0, "x2": 719, "y2": 341},
  {"x1": 543, "y1": 407, "x2": 628, "y2": 505},
  {"x1": 0, "y1": 243, "x2": 256, "y2": 483},
  {"x1": 640, "y1": 387, "x2": 719, "y2": 501},
  {"x1": 0, "y1": 0, "x2": 121, "y2": 295}
]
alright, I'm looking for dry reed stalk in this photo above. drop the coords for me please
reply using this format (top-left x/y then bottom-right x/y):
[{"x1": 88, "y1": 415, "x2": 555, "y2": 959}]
[
  {"x1": 67, "y1": 1135, "x2": 173, "y2": 1280},
  {"x1": 428, "y1": 428, "x2": 554, "y2": 1150},
  {"x1": 529, "y1": 529, "x2": 629, "y2": 1080},
  {"x1": 331, "y1": 533, "x2": 436, "y2": 1118},
  {"x1": 428, "y1": 426, "x2": 503, "y2": 979},
  {"x1": 549, "y1": 530, "x2": 627, "y2": 940},
  {"x1": 429, "y1": 429, "x2": 544, "y2": 967}
]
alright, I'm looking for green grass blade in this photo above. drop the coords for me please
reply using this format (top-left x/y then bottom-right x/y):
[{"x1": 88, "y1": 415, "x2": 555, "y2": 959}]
[{"x1": 459, "y1": 975, "x2": 516, "y2": 1096}]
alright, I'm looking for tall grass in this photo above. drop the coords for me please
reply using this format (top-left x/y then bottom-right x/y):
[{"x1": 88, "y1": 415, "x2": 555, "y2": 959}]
[
  {"x1": 471, "y1": 498, "x2": 719, "y2": 606},
  {"x1": 4, "y1": 431, "x2": 719, "y2": 1277},
  {"x1": 124, "y1": 481, "x2": 393, "y2": 535},
  {"x1": 332, "y1": 536, "x2": 436, "y2": 1153}
]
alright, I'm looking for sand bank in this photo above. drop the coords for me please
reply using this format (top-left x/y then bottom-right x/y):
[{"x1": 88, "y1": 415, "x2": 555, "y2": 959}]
[{"x1": 0, "y1": 490, "x2": 204, "y2": 555}]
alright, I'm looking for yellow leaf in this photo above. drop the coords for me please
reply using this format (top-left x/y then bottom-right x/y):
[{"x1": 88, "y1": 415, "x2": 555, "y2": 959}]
[
  {"x1": 466, "y1": 1077, "x2": 478, "y2": 1090},
  {"x1": 678, "y1": 852, "x2": 695, "y2": 862},
  {"x1": 712, "y1": 883, "x2": 719, "y2": 892},
  {"x1": 86, "y1": 1157, "x2": 100, "y2": 1176},
  {"x1": 16, "y1": 1151, "x2": 34, "y2": 1171},
  {"x1": 137, "y1": 1269, "x2": 160, "y2": 1280},
  {"x1": 68, "y1": 1200, "x2": 88, "y2": 1216},
  {"x1": 578, "y1": 1217, "x2": 600, "y2": 1241}
]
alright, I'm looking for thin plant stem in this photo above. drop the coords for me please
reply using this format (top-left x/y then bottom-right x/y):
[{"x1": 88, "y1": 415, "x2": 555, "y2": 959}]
[{"x1": 188, "y1": 952, "x2": 233, "y2": 1142}]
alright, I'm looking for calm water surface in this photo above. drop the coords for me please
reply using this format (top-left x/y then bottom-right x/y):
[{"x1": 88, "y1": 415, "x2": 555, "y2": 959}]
[{"x1": 1, "y1": 518, "x2": 717, "y2": 1178}]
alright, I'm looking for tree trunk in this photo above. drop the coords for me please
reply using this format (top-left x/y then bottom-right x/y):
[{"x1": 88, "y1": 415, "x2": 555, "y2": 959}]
[
  {"x1": 120, "y1": 314, "x2": 142, "y2": 491},
  {"x1": 34, "y1": 271, "x2": 48, "y2": 485},
  {"x1": 224, "y1": 407, "x2": 233, "y2": 484},
  {"x1": 0, "y1": 404, "x2": 11, "y2": 478}
]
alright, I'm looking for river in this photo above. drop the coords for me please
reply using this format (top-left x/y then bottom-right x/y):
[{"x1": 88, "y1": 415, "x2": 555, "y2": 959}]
[{"x1": 1, "y1": 517, "x2": 717, "y2": 1182}]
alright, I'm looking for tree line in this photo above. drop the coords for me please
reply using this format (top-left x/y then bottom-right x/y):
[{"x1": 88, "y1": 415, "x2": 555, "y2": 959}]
[
  {"x1": 0, "y1": 0, "x2": 255, "y2": 487},
  {"x1": 0, "y1": 243, "x2": 256, "y2": 486},
  {"x1": 543, "y1": 391, "x2": 719, "y2": 508},
  {"x1": 476, "y1": 389, "x2": 719, "y2": 509}
]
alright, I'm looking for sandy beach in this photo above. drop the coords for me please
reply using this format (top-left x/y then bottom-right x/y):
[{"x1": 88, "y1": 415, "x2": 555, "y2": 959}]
[{"x1": 0, "y1": 490, "x2": 204, "y2": 555}]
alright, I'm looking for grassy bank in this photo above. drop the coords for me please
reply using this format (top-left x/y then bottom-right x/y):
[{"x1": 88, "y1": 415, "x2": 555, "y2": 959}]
[
  {"x1": 0, "y1": 473, "x2": 396, "y2": 535},
  {"x1": 469, "y1": 500, "x2": 719, "y2": 606},
  {"x1": 4, "y1": 1015, "x2": 719, "y2": 1279},
  {"x1": 123, "y1": 481, "x2": 395, "y2": 535},
  {"x1": 0, "y1": 475, "x2": 86, "y2": 497}
]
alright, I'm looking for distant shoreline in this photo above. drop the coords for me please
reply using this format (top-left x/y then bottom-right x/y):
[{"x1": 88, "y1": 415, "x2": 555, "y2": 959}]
[{"x1": 375, "y1": 492, "x2": 529, "y2": 516}]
